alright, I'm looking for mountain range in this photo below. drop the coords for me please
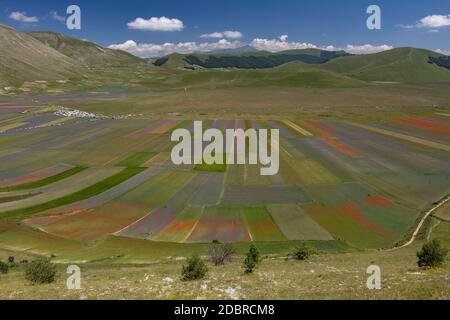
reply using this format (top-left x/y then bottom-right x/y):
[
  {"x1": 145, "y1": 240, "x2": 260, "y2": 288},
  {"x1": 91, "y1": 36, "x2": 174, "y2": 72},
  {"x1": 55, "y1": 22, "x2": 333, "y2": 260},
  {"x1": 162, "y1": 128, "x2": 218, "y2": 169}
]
[{"x1": 1, "y1": 24, "x2": 450, "y2": 91}]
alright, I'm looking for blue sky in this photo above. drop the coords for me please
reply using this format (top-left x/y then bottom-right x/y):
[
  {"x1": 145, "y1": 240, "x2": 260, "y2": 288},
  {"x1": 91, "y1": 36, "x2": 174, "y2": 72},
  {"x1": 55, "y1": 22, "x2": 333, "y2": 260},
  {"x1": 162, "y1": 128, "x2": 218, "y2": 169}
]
[{"x1": 1, "y1": 0, "x2": 449, "y2": 57}]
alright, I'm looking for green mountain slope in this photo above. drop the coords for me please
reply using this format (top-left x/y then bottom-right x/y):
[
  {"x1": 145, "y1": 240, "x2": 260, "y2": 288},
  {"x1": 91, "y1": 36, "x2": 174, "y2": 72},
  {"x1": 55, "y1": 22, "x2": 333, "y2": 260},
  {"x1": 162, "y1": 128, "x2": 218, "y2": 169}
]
[
  {"x1": 0, "y1": 25, "x2": 84, "y2": 87},
  {"x1": 28, "y1": 31, "x2": 146, "y2": 67},
  {"x1": 154, "y1": 49, "x2": 350, "y2": 69},
  {"x1": 171, "y1": 68, "x2": 364, "y2": 88},
  {"x1": 322, "y1": 47, "x2": 450, "y2": 82},
  {"x1": 28, "y1": 31, "x2": 150, "y2": 81}
]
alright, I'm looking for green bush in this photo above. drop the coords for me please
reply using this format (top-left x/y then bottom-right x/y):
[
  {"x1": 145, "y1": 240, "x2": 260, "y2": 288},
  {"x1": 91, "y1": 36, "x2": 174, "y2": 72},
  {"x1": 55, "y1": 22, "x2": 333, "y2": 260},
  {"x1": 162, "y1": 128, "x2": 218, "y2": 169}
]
[
  {"x1": 292, "y1": 242, "x2": 317, "y2": 261},
  {"x1": 181, "y1": 255, "x2": 208, "y2": 281},
  {"x1": 243, "y1": 245, "x2": 261, "y2": 274},
  {"x1": 0, "y1": 261, "x2": 9, "y2": 274},
  {"x1": 25, "y1": 259, "x2": 57, "y2": 284},
  {"x1": 417, "y1": 239, "x2": 448, "y2": 268}
]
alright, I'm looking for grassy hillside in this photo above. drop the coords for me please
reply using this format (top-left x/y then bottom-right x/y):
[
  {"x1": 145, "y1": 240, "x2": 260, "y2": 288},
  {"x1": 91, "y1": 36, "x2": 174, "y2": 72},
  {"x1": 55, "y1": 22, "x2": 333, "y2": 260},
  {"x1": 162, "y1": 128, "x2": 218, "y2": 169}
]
[
  {"x1": 154, "y1": 49, "x2": 350, "y2": 69},
  {"x1": 28, "y1": 31, "x2": 152, "y2": 82},
  {"x1": 322, "y1": 47, "x2": 450, "y2": 82},
  {"x1": 151, "y1": 47, "x2": 450, "y2": 87},
  {"x1": 29, "y1": 31, "x2": 147, "y2": 67},
  {"x1": 0, "y1": 25, "x2": 153, "y2": 89},
  {"x1": 0, "y1": 219, "x2": 448, "y2": 299},
  {"x1": 166, "y1": 68, "x2": 364, "y2": 88},
  {"x1": 0, "y1": 25, "x2": 84, "y2": 87}
]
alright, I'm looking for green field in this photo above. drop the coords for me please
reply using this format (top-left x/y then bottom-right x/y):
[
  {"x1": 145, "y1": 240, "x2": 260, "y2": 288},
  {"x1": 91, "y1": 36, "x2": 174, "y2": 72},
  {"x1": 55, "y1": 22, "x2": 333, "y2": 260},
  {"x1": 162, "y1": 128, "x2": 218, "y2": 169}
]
[{"x1": 0, "y1": 106, "x2": 448, "y2": 252}]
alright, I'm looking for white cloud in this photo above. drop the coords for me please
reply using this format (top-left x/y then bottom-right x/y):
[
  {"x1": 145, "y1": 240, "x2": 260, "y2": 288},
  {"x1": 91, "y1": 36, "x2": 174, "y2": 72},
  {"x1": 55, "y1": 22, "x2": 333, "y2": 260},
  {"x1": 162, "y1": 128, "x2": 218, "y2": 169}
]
[
  {"x1": 417, "y1": 14, "x2": 450, "y2": 28},
  {"x1": 223, "y1": 31, "x2": 243, "y2": 39},
  {"x1": 250, "y1": 37, "x2": 317, "y2": 52},
  {"x1": 200, "y1": 32, "x2": 223, "y2": 39},
  {"x1": 343, "y1": 44, "x2": 394, "y2": 54},
  {"x1": 108, "y1": 39, "x2": 243, "y2": 58},
  {"x1": 435, "y1": 49, "x2": 450, "y2": 55},
  {"x1": 109, "y1": 40, "x2": 138, "y2": 51},
  {"x1": 50, "y1": 11, "x2": 65, "y2": 23},
  {"x1": 428, "y1": 29, "x2": 440, "y2": 33},
  {"x1": 9, "y1": 11, "x2": 39, "y2": 23},
  {"x1": 250, "y1": 35, "x2": 392, "y2": 54},
  {"x1": 127, "y1": 16, "x2": 184, "y2": 31},
  {"x1": 201, "y1": 31, "x2": 243, "y2": 39}
]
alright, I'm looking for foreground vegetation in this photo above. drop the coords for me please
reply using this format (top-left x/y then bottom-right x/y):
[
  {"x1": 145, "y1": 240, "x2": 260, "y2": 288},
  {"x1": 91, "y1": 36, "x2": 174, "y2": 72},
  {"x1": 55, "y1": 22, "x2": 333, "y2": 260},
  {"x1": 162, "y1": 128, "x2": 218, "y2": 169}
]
[{"x1": 0, "y1": 220, "x2": 448, "y2": 300}]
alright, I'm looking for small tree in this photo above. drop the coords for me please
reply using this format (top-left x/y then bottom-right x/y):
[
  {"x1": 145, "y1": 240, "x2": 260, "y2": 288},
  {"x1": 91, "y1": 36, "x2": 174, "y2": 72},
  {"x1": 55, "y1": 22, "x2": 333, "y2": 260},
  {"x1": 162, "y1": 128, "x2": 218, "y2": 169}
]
[
  {"x1": 243, "y1": 245, "x2": 261, "y2": 274},
  {"x1": 25, "y1": 258, "x2": 57, "y2": 284},
  {"x1": 208, "y1": 244, "x2": 235, "y2": 266},
  {"x1": 181, "y1": 255, "x2": 208, "y2": 281},
  {"x1": 8, "y1": 256, "x2": 14, "y2": 264},
  {"x1": 0, "y1": 261, "x2": 9, "y2": 274},
  {"x1": 292, "y1": 242, "x2": 317, "y2": 261},
  {"x1": 417, "y1": 239, "x2": 448, "y2": 268}
]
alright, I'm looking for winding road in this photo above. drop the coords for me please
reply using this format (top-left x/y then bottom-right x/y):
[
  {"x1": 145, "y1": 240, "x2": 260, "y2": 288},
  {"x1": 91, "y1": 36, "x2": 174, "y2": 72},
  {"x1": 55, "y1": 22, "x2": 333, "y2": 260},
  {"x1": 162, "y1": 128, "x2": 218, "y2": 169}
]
[{"x1": 392, "y1": 194, "x2": 450, "y2": 250}]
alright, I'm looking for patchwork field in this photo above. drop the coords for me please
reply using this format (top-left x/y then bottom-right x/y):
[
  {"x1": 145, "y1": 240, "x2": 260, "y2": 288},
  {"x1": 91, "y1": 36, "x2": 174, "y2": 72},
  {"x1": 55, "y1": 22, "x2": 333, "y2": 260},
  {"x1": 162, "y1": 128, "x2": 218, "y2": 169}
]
[{"x1": 0, "y1": 102, "x2": 449, "y2": 260}]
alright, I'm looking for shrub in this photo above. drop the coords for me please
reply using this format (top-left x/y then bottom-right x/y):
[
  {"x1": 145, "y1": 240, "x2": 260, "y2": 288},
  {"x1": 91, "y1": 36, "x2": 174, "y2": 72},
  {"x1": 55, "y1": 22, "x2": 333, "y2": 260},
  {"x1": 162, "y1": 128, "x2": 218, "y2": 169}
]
[
  {"x1": 8, "y1": 256, "x2": 14, "y2": 264},
  {"x1": 243, "y1": 245, "x2": 261, "y2": 274},
  {"x1": 181, "y1": 255, "x2": 208, "y2": 281},
  {"x1": 208, "y1": 244, "x2": 235, "y2": 266},
  {"x1": 292, "y1": 242, "x2": 317, "y2": 261},
  {"x1": 0, "y1": 261, "x2": 9, "y2": 274},
  {"x1": 25, "y1": 259, "x2": 57, "y2": 284},
  {"x1": 417, "y1": 239, "x2": 448, "y2": 268}
]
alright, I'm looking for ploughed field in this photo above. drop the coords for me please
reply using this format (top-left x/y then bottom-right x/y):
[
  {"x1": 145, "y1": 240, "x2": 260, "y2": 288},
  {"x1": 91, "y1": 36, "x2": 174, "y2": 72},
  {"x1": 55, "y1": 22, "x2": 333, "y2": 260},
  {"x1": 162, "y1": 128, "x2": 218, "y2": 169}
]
[{"x1": 0, "y1": 104, "x2": 449, "y2": 259}]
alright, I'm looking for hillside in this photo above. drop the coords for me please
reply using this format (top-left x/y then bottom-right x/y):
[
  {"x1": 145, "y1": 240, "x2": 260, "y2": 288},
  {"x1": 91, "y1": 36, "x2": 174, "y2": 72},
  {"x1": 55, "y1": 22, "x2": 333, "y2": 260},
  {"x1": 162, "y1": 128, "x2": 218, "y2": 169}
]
[
  {"x1": 0, "y1": 220, "x2": 448, "y2": 299},
  {"x1": 154, "y1": 49, "x2": 350, "y2": 69},
  {"x1": 153, "y1": 47, "x2": 450, "y2": 84},
  {"x1": 2, "y1": 24, "x2": 450, "y2": 91},
  {"x1": 28, "y1": 31, "x2": 151, "y2": 81},
  {"x1": 28, "y1": 31, "x2": 148, "y2": 69},
  {"x1": 206, "y1": 45, "x2": 257, "y2": 56},
  {"x1": 322, "y1": 47, "x2": 450, "y2": 82},
  {"x1": 0, "y1": 25, "x2": 152, "y2": 89},
  {"x1": 174, "y1": 68, "x2": 365, "y2": 88},
  {"x1": 0, "y1": 25, "x2": 84, "y2": 87}
]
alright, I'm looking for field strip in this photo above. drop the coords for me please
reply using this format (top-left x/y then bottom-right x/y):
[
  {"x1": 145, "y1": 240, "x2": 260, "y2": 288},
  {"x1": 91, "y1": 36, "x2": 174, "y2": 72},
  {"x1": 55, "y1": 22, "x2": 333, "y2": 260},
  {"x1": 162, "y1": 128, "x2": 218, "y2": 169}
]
[
  {"x1": 391, "y1": 194, "x2": 450, "y2": 250},
  {"x1": 0, "y1": 167, "x2": 121, "y2": 212},
  {"x1": 435, "y1": 113, "x2": 450, "y2": 118},
  {"x1": 0, "y1": 165, "x2": 82, "y2": 191},
  {"x1": 0, "y1": 122, "x2": 27, "y2": 133},
  {"x1": 241, "y1": 211, "x2": 254, "y2": 241},
  {"x1": 282, "y1": 120, "x2": 313, "y2": 136},
  {"x1": 0, "y1": 148, "x2": 23, "y2": 158},
  {"x1": 43, "y1": 167, "x2": 163, "y2": 214},
  {"x1": 0, "y1": 167, "x2": 145, "y2": 219},
  {"x1": 182, "y1": 206, "x2": 205, "y2": 242},
  {"x1": 347, "y1": 122, "x2": 450, "y2": 152},
  {"x1": 114, "y1": 209, "x2": 154, "y2": 235}
]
